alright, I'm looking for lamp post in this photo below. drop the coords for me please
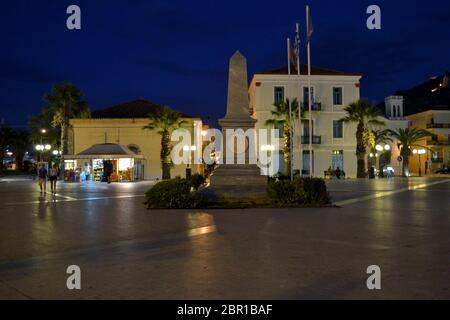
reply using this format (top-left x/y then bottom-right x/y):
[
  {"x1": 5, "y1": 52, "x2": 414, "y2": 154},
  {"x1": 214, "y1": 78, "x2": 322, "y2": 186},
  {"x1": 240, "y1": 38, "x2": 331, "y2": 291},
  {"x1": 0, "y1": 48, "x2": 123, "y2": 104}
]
[
  {"x1": 183, "y1": 145, "x2": 197, "y2": 178},
  {"x1": 413, "y1": 148, "x2": 426, "y2": 177},
  {"x1": 38, "y1": 129, "x2": 47, "y2": 162}
]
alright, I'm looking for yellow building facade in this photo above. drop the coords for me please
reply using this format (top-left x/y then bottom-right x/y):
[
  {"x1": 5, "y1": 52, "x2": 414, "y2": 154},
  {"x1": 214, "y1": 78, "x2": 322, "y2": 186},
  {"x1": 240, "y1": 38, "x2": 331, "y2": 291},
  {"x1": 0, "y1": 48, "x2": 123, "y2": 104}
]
[{"x1": 66, "y1": 100, "x2": 203, "y2": 181}]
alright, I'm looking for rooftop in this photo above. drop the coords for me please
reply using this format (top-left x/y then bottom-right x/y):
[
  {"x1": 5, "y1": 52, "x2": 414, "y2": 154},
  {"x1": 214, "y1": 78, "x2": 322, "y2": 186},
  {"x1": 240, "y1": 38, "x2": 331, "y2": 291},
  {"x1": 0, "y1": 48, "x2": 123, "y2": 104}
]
[
  {"x1": 254, "y1": 64, "x2": 362, "y2": 77},
  {"x1": 78, "y1": 143, "x2": 137, "y2": 156},
  {"x1": 90, "y1": 99, "x2": 195, "y2": 119}
]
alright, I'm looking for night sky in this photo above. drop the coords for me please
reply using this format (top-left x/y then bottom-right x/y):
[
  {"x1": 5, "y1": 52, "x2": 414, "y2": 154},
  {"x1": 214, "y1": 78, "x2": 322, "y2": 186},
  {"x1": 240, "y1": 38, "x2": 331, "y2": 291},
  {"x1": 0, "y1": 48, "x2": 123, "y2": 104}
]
[{"x1": 1, "y1": 0, "x2": 449, "y2": 127}]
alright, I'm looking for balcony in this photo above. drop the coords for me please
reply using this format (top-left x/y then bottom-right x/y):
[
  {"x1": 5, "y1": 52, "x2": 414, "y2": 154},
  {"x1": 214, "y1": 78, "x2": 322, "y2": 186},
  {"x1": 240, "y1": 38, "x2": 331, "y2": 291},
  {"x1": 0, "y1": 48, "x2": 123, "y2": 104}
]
[
  {"x1": 427, "y1": 123, "x2": 450, "y2": 129},
  {"x1": 301, "y1": 102, "x2": 322, "y2": 111},
  {"x1": 301, "y1": 135, "x2": 322, "y2": 144}
]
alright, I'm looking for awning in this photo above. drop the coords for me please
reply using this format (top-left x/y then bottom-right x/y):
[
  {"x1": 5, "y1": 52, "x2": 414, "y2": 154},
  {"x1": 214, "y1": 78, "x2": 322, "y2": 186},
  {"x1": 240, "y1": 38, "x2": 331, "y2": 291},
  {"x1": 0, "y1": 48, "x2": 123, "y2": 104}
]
[{"x1": 64, "y1": 143, "x2": 144, "y2": 160}]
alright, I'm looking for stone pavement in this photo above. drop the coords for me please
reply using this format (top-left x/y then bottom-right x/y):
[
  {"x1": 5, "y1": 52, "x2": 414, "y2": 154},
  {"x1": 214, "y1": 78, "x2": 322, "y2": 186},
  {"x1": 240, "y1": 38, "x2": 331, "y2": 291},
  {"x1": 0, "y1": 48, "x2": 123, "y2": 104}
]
[{"x1": 0, "y1": 178, "x2": 449, "y2": 299}]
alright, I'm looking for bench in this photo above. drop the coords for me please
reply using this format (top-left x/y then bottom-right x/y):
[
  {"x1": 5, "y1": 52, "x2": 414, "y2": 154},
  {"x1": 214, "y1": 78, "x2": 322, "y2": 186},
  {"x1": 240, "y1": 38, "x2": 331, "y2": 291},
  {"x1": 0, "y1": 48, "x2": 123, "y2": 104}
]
[{"x1": 324, "y1": 170, "x2": 346, "y2": 179}]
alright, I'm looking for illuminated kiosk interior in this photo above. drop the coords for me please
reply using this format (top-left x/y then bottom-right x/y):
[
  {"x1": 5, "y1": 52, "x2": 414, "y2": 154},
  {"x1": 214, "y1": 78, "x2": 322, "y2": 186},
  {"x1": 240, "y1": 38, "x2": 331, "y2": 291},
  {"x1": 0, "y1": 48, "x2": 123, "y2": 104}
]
[{"x1": 64, "y1": 143, "x2": 144, "y2": 182}]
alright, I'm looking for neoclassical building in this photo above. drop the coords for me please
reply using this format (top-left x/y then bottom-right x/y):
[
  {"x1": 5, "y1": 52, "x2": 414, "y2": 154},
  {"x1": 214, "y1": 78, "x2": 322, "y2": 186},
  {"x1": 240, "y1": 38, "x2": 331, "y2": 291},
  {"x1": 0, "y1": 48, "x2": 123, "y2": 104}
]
[{"x1": 249, "y1": 64, "x2": 362, "y2": 178}]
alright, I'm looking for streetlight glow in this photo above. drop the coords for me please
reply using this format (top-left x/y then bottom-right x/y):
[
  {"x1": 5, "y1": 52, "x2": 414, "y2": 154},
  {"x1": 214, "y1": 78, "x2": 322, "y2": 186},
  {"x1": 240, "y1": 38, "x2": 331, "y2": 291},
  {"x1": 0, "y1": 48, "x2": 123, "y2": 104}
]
[{"x1": 261, "y1": 145, "x2": 275, "y2": 151}]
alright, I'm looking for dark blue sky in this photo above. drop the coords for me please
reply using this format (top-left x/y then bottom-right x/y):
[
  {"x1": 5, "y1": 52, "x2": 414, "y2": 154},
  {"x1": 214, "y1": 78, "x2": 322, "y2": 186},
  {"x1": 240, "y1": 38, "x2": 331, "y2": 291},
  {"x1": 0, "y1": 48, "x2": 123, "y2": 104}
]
[{"x1": 1, "y1": 0, "x2": 449, "y2": 127}]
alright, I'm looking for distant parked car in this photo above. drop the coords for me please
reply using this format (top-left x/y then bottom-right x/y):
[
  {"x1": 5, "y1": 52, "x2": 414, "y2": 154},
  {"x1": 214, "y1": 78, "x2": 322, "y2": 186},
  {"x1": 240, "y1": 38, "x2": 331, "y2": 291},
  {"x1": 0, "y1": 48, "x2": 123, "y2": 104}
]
[{"x1": 435, "y1": 168, "x2": 450, "y2": 174}]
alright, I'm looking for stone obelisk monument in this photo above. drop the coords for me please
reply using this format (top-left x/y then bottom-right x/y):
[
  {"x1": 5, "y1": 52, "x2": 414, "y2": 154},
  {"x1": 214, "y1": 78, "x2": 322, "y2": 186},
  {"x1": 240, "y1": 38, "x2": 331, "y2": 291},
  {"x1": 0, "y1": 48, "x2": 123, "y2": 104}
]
[{"x1": 209, "y1": 51, "x2": 267, "y2": 198}]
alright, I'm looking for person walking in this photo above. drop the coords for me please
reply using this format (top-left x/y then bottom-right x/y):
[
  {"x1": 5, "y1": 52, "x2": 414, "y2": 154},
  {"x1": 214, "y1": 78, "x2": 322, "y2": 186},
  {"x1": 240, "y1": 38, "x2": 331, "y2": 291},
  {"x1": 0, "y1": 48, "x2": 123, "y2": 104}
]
[
  {"x1": 38, "y1": 164, "x2": 48, "y2": 194},
  {"x1": 335, "y1": 167, "x2": 342, "y2": 180},
  {"x1": 49, "y1": 164, "x2": 59, "y2": 194},
  {"x1": 104, "y1": 160, "x2": 113, "y2": 184}
]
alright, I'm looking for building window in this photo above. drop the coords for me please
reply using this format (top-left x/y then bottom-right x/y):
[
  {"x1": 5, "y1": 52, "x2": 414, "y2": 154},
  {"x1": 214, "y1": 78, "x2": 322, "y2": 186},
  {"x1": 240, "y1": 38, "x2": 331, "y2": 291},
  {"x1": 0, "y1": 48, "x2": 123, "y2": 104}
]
[
  {"x1": 303, "y1": 120, "x2": 314, "y2": 137},
  {"x1": 302, "y1": 150, "x2": 314, "y2": 175},
  {"x1": 333, "y1": 120, "x2": 343, "y2": 138},
  {"x1": 274, "y1": 123, "x2": 283, "y2": 138},
  {"x1": 303, "y1": 86, "x2": 315, "y2": 105},
  {"x1": 333, "y1": 87, "x2": 343, "y2": 105},
  {"x1": 274, "y1": 87, "x2": 284, "y2": 104},
  {"x1": 331, "y1": 150, "x2": 344, "y2": 170}
]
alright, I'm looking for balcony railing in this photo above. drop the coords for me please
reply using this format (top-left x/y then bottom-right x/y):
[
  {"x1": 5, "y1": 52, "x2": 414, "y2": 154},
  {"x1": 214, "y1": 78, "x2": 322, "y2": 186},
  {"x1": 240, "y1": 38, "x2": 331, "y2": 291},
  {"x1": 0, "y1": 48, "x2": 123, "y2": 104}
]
[
  {"x1": 301, "y1": 102, "x2": 322, "y2": 111},
  {"x1": 301, "y1": 135, "x2": 322, "y2": 144},
  {"x1": 432, "y1": 158, "x2": 444, "y2": 163},
  {"x1": 427, "y1": 123, "x2": 450, "y2": 129}
]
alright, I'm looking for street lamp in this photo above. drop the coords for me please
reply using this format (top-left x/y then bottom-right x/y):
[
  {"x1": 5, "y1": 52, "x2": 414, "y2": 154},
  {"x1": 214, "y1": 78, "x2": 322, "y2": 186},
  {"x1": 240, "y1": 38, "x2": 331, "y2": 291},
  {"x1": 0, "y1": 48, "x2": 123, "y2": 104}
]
[
  {"x1": 183, "y1": 145, "x2": 197, "y2": 178},
  {"x1": 37, "y1": 128, "x2": 48, "y2": 162},
  {"x1": 261, "y1": 145, "x2": 275, "y2": 152}
]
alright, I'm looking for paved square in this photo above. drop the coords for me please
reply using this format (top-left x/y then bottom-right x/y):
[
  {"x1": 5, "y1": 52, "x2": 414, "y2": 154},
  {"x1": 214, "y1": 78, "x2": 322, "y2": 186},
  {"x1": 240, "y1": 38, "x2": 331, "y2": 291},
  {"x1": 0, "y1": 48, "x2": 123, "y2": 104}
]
[{"x1": 0, "y1": 177, "x2": 449, "y2": 299}]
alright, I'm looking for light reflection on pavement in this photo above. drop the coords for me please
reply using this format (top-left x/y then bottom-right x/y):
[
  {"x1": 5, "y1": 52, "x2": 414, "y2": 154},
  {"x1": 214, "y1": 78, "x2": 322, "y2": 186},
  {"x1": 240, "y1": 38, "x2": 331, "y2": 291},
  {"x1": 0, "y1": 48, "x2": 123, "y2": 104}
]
[{"x1": 0, "y1": 178, "x2": 449, "y2": 299}]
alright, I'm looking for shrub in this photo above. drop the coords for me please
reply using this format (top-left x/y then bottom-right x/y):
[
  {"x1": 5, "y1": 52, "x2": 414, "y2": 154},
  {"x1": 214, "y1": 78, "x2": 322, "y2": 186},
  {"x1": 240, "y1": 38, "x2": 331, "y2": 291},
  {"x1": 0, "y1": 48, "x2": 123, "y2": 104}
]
[
  {"x1": 145, "y1": 178, "x2": 201, "y2": 209},
  {"x1": 267, "y1": 177, "x2": 331, "y2": 207},
  {"x1": 189, "y1": 173, "x2": 206, "y2": 190},
  {"x1": 267, "y1": 179, "x2": 306, "y2": 207},
  {"x1": 301, "y1": 177, "x2": 331, "y2": 205}
]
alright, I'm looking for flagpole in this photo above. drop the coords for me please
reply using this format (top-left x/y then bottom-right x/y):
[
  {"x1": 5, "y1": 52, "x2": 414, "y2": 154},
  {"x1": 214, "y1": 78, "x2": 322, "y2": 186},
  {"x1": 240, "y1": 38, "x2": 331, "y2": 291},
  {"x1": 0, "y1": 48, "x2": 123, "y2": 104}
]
[
  {"x1": 287, "y1": 38, "x2": 294, "y2": 182},
  {"x1": 306, "y1": 6, "x2": 313, "y2": 178},
  {"x1": 296, "y1": 23, "x2": 301, "y2": 178}
]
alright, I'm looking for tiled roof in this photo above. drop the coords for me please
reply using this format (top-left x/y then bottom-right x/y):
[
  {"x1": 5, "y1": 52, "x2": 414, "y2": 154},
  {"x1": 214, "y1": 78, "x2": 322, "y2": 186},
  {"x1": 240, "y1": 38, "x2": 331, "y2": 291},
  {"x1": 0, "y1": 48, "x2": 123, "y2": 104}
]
[
  {"x1": 254, "y1": 64, "x2": 362, "y2": 76},
  {"x1": 77, "y1": 143, "x2": 137, "y2": 156},
  {"x1": 91, "y1": 99, "x2": 195, "y2": 119}
]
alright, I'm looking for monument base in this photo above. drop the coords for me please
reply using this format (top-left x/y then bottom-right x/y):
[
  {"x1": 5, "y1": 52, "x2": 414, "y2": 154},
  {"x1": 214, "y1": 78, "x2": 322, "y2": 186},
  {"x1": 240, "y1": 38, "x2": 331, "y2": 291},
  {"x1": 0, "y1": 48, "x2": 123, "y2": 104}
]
[{"x1": 207, "y1": 164, "x2": 267, "y2": 200}]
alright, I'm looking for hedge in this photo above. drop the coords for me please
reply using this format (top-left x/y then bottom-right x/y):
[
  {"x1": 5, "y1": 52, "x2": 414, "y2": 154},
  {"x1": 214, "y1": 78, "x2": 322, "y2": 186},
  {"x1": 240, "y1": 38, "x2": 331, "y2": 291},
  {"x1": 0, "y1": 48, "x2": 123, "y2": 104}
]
[{"x1": 267, "y1": 177, "x2": 331, "y2": 207}]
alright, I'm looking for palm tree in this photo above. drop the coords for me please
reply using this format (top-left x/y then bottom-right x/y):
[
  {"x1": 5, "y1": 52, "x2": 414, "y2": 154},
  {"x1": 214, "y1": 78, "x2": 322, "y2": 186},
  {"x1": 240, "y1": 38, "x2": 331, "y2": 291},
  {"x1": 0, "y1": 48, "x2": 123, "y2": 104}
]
[
  {"x1": 265, "y1": 99, "x2": 300, "y2": 177},
  {"x1": 366, "y1": 129, "x2": 393, "y2": 173},
  {"x1": 11, "y1": 129, "x2": 30, "y2": 171},
  {"x1": 387, "y1": 128, "x2": 434, "y2": 177},
  {"x1": 143, "y1": 107, "x2": 186, "y2": 180},
  {"x1": 44, "y1": 83, "x2": 90, "y2": 156},
  {"x1": 339, "y1": 99, "x2": 384, "y2": 178},
  {"x1": 29, "y1": 110, "x2": 60, "y2": 147}
]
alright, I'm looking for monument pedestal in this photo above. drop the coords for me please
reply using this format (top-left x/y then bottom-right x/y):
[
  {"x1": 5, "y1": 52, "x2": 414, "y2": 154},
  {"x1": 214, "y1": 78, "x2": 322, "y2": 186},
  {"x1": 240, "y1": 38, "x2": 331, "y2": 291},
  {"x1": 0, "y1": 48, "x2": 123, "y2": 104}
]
[
  {"x1": 207, "y1": 51, "x2": 267, "y2": 201},
  {"x1": 209, "y1": 164, "x2": 267, "y2": 199}
]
